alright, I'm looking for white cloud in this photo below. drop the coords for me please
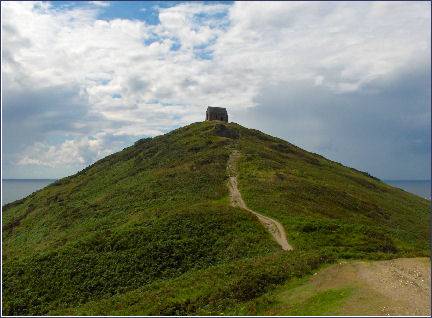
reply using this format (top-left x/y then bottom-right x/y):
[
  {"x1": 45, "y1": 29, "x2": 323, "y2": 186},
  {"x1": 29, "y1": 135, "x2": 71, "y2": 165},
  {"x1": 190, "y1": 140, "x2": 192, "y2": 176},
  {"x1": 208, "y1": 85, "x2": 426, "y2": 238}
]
[
  {"x1": 156, "y1": 3, "x2": 229, "y2": 49},
  {"x1": 89, "y1": 1, "x2": 110, "y2": 7},
  {"x1": 1, "y1": 1, "x2": 430, "y2": 177},
  {"x1": 17, "y1": 134, "x2": 118, "y2": 168},
  {"x1": 213, "y1": 1, "x2": 430, "y2": 93}
]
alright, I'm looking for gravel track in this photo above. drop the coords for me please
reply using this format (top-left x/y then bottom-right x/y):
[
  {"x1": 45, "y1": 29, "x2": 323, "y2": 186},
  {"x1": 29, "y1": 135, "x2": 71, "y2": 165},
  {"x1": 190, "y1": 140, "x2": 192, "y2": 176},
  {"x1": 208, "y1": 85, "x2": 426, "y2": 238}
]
[{"x1": 227, "y1": 150, "x2": 293, "y2": 251}]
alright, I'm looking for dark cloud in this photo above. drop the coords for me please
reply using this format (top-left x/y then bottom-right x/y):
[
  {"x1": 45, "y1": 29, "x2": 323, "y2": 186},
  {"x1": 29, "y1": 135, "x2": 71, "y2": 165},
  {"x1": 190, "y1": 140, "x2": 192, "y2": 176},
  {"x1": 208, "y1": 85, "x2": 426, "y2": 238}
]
[
  {"x1": 2, "y1": 85, "x2": 110, "y2": 177},
  {"x1": 231, "y1": 65, "x2": 431, "y2": 180},
  {"x1": 127, "y1": 76, "x2": 148, "y2": 93},
  {"x1": 3, "y1": 85, "x2": 96, "y2": 143}
]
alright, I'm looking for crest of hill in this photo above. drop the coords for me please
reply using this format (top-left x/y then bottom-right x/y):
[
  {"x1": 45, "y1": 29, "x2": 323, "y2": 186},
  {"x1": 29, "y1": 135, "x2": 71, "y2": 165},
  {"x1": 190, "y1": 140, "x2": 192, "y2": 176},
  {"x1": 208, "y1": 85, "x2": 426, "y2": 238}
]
[{"x1": 2, "y1": 121, "x2": 429, "y2": 315}]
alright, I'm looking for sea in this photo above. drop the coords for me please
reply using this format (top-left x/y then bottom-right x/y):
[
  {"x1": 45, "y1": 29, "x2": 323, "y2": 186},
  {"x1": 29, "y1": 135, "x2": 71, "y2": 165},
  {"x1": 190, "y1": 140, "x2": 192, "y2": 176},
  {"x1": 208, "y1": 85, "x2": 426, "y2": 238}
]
[
  {"x1": 2, "y1": 179, "x2": 56, "y2": 205},
  {"x1": 384, "y1": 180, "x2": 431, "y2": 200},
  {"x1": 1, "y1": 179, "x2": 431, "y2": 206}
]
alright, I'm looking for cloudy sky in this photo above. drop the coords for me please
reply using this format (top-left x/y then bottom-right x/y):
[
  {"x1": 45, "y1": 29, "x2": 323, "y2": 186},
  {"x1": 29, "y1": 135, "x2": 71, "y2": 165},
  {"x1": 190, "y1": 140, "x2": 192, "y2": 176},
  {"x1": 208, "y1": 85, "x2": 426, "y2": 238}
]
[{"x1": 2, "y1": 1, "x2": 430, "y2": 180}]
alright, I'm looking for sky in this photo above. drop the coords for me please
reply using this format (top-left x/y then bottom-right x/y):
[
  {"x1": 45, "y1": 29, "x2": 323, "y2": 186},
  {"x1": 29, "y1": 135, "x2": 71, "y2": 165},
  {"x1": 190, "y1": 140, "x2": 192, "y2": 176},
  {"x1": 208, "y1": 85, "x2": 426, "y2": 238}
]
[{"x1": 1, "y1": 1, "x2": 431, "y2": 180}]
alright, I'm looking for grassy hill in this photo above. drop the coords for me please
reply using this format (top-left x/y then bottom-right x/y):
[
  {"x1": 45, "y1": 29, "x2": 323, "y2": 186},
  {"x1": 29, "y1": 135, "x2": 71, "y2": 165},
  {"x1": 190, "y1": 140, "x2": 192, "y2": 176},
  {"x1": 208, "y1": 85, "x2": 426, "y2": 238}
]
[{"x1": 2, "y1": 121, "x2": 429, "y2": 315}]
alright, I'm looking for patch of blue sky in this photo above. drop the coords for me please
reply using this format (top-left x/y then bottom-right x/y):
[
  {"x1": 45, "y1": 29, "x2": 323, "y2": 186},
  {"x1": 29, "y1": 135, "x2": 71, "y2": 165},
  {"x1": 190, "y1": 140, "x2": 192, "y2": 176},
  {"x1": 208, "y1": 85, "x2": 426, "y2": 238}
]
[
  {"x1": 48, "y1": 1, "x2": 173, "y2": 24},
  {"x1": 195, "y1": 49, "x2": 213, "y2": 60},
  {"x1": 193, "y1": 37, "x2": 218, "y2": 60},
  {"x1": 211, "y1": 11, "x2": 231, "y2": 30},
  {"x1": 94, "y1": 1, "x2": 221, "y2": 25},
  {"x1": 143, "y1": 36, "x2": 160, "y2": 46},
  {"x1": 111, "y1": 93, "x2": 122, "y2": 99},
  {"x1": 48, "y1": 1, "x2": 81, "y2": 11},
  {"x1": 98, "y1": 79, "x2": 111, "y2": 85},
  {"x1": 193, "y1": 7, "x2": 230, "y2": 30},
  {"x1": 142, "y1": 29, "x2": 176, "y2": 47},
  {"x1": 200, "y1": 1, "x2": 233, "y2": 7},
  {"x1": 49, "y1": 1, "x2": 226, "y2": 59},
  {"x1": 170, "y1": 41, "x2": 181, "y2": 51},
  {"x1": 49, "y1": 1, "x2": 233, "y2": 26},
  {"x1": 96, "y1": 1, "x2": 162, "y2": 24}
]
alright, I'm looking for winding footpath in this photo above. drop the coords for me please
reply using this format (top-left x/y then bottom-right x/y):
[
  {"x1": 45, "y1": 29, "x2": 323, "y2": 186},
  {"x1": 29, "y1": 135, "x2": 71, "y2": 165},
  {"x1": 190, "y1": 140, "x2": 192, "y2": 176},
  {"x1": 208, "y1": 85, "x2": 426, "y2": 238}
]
[{"x1": 227, "y1": 150, "x2": 293, "y2": 251}]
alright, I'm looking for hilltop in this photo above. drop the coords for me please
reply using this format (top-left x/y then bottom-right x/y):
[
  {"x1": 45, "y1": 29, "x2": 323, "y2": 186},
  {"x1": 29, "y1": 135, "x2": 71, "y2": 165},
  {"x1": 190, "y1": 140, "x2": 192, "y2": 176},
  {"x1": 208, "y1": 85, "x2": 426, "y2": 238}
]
[{"x1": 2, "y1": 121, "x2": 429, "y2": 315}]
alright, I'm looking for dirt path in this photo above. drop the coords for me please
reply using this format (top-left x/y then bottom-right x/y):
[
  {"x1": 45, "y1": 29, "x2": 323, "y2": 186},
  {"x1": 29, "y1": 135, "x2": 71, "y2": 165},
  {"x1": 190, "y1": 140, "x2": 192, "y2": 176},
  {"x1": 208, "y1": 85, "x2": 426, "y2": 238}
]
[
  {"x1": 312, "y1": 258, "x2": 432, "y2": 316},
  {"x1": 227, "y1": 150, "x2": 293, "y2": 251},
  {"x1": 350, "y1": 257, "x2": 431, "y2": 315},
  {"x1": 260, "y1": 257, "x2": 430, "y2": 316}
]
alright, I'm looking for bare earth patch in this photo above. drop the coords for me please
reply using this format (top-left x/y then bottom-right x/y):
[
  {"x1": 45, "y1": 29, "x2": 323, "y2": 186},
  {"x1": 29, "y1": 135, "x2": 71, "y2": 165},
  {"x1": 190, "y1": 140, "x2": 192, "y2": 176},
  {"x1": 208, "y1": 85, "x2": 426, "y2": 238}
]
[
  {"x1": 343, "y1": 257, "x2": 431, "y2": 316},
  {"x1": 284, "y1": 258, "x2": 431, "y2": 316},
  {"x1": 261, "y1": 257, "x2": 430, "y2": 316}
]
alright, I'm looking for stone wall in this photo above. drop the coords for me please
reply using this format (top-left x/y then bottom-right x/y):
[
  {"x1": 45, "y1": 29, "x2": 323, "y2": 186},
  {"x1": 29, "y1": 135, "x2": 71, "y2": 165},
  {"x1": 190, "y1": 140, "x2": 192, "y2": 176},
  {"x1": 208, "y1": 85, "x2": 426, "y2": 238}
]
[{"x1": 206, "y1": 106, "x2": 228, "y2": 122}]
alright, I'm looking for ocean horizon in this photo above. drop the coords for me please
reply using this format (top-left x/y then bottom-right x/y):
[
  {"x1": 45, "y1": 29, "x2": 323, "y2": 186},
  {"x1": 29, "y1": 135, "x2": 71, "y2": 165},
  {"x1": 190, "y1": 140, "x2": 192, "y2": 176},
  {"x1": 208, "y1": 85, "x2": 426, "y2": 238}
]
[
  {"x1": 2, "y1": 179, "x2": 56, "y2": 205},
  {"x1": 1, "y1": 178, "x2": 431, "y2": 206},
  {"x1": 383, "y1": 180, "x2": 431, "y2": 200}
]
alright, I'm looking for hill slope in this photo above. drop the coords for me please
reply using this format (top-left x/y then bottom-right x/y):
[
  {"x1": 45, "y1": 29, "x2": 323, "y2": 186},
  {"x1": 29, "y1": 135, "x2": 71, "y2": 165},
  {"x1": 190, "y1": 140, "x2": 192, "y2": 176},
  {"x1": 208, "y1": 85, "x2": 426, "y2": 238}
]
[{"x1": 2, "y1": 121, "x2": 429, "y2": 315}]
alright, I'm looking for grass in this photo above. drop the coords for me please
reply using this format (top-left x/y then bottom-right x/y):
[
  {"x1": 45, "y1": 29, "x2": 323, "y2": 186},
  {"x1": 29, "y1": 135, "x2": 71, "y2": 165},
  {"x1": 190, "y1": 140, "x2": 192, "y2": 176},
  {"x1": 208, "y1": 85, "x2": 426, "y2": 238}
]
[
  {"x1": 282, "y1": 287, "x2": 354, "y2": 315},
  {"x1": 2, "y1": 121, "x2": 430, "y2": 315},
  {"x1": 221, "y1": 262, "x2": 356, "y2": 316},
  {"x1": 49, "y1": 250, "x2": 328, "y2": 316},
  {"x1": 236, "y1": 279, "x2": 356, "y2": 316},
  {"x1": 241, "y1": 256, "x2": 431, "y2": 316},
  {"x1": 233, "y1": 123, "x2": 429, "y2": 258}
]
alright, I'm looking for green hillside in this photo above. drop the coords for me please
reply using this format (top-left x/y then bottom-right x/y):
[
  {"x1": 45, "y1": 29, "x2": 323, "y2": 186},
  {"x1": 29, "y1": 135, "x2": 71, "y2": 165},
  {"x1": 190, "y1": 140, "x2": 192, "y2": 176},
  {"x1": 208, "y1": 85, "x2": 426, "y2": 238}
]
[{"x1": 2, "y1": 121, "x2": 429, "y2": 315}]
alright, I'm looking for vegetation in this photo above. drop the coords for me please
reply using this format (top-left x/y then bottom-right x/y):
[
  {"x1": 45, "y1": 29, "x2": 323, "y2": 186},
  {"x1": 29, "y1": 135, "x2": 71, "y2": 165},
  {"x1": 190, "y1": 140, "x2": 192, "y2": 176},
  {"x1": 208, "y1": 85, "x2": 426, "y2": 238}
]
[
  {"x1": 2, "y1": 121, "x2": 429, "y2": 315},
  {"x1": 238, "y1": 257, "x2": 431, "y2": 316},
  {"x1": 234, "y1": 123, "x2": 429, "y2": 258}
]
